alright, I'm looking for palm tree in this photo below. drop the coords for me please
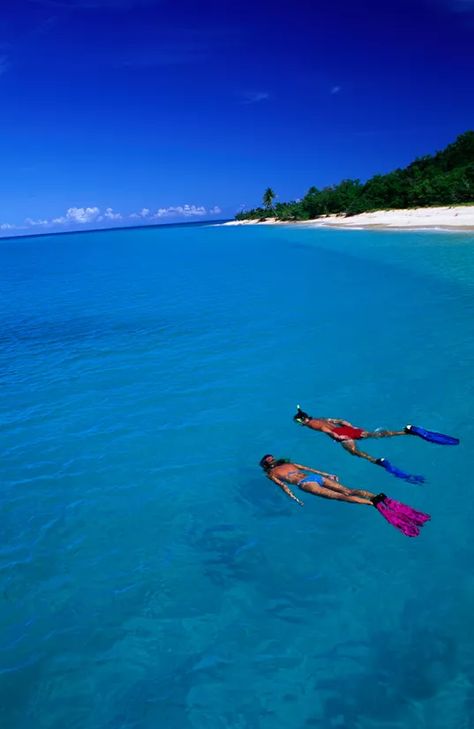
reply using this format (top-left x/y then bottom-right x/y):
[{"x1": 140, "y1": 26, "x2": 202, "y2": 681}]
[{"x1": 262, "y1": 187, "x2": 276, "y2": 212}]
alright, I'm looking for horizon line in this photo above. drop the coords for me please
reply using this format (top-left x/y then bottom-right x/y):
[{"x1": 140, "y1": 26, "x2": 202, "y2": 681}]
[{"x1": 0, "y1": 217, "x2": 231, "y2": 243}]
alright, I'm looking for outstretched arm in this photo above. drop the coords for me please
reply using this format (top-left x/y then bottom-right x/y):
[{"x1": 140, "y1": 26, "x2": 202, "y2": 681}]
[
  {"x1": 292, "y1": 463, "x2": 339, "y2": 481},
  {"x1": 326, "y1": 418, "x2": 352, "y2": 426},
  {"x1": 267, "y1": 475, "x2": 304, "y2": 506}
]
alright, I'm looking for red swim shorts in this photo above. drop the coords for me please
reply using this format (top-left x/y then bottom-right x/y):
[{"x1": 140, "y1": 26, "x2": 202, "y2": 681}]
[{"x1": 332, "y1": 425, "x2": 365, "y2": 440}]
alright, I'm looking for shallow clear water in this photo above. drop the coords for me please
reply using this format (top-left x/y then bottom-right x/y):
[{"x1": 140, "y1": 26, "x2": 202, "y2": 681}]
[{"x1": 1, "y1": 223, "x2": 474, "y2": 728}]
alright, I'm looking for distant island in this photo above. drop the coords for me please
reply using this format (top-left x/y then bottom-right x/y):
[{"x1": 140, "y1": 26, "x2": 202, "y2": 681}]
[{"x1": 235, "y1": 131, "x2": 474, "y2": 224}]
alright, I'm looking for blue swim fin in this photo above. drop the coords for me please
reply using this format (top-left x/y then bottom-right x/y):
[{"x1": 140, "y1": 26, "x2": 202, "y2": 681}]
[
  {"x1": 376, "y1": 458, "x2": 426, "y2": 484},
  {"x1": 405, "y1": 424, "x2": 459, "y2": 446}
]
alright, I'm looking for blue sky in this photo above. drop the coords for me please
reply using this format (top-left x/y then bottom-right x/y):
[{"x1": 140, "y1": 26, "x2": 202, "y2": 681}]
[{"x1": 1, "y1": 0, "x2": 473, "y2": 235}]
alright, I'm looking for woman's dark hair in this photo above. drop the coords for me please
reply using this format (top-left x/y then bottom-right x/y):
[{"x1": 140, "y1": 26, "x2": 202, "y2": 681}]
[
  {"x1": 259, "y1": 454, "x2": 274, "y2": 470},
  {"x1": 293, "y1": 407, "x2": 310, "y2": 422},
  {"x1": 259, "y1": 455, "x2": 290, "y2": 471}
]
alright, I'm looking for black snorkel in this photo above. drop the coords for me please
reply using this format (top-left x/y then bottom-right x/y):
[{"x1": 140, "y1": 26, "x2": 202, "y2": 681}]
[{"x1": 293, "y1": 404, "x2": 311, "y2": 425}]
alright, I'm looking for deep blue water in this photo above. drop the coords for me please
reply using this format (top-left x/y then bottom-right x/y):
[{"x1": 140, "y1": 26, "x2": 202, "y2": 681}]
[{"x1": 1, "y1": 222, "x2": 474, "y2": 728}]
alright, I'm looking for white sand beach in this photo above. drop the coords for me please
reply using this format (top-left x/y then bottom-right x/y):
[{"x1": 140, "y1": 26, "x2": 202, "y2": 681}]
[{"x1": 223, "y1": 205, "x2": 474, "y2": 231}]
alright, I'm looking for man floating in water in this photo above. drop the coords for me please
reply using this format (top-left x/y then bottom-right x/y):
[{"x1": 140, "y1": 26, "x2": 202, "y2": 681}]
[
  {"x1": 259, "y1": 454, "x2": 430, "y2": 537},
  {"x1": 293, "y1": 405, "x2": 459, "y2": 483}
]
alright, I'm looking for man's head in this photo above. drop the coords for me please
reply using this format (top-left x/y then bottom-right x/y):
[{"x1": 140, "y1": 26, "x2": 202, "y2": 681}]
[
  {"x1": 259, "y1": 454, "x2": 276, "y2": 471},
  {"x1": 293, "y1": 405, "x2": 310, "y2": 425}
]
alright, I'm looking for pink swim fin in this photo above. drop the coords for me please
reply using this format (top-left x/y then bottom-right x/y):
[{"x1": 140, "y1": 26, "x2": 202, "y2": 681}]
[{"x1": 371, "y1": 493, "x2": 430, "y2": 538}]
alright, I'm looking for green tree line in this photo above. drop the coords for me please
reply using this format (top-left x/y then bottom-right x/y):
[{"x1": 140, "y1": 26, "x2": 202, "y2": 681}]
[{"x1": 236, "y1": 131, "x2": 474, "y2": 221}]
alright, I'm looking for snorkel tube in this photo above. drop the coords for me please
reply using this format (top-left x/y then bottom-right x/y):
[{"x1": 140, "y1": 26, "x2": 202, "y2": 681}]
[{"x1": 293, "y1": 404, "x2": 311, "y2": 425}]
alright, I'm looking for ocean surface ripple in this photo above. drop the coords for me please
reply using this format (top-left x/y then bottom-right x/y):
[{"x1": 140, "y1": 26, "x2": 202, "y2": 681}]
[{"x1": 1, "y1": 224, "x2": 473, "y2": 728}]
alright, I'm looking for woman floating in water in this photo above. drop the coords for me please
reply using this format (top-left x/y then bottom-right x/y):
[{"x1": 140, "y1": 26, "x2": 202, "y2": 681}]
[
  {"x1": 293, "y1": 405, "x2": 459, "y2": 483},
  {"x1": 259, "y1": 454, "x2": 431, "y2": 538}
]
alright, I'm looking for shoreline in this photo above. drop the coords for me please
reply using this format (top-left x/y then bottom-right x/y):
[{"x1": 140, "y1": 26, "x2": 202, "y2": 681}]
[{"x1": 222, "y1": 205, "x2": 474, "y2": 231}]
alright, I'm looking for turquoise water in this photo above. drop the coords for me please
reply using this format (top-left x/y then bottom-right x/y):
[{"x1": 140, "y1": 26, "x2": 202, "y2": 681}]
[{"x1": 1, "y1": 223, "x2": 474, "y2": 728}]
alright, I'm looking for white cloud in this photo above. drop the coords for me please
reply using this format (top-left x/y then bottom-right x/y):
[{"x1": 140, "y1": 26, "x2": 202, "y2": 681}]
[
  {"x1": 65, "y1": 206, "x2": 101, "y2": 223},
  {"x1": 130, "y1": 204, "x2": 221, "y2": 220},
  {"x1": 129, "y1": 208, "x2": 151, "y2": 219},
  {"x1": 331, "y1": 85, "x2": 341, "y2": 94},
  {"x1": 15, "y1": 206, "x2": 103, "y2": 231},
  {"x1": 104, "y1": 207, "x2": 122, "y2": 220},
  {"x1": 154, "y1": 204, "x2": 207, "y2": 218},
  {"x1": 25, "y1": 217, "x2": 50, "y2": 226},
  {"x1": 242, "y1": 91, "x2": 270, "y2": 104},
  {"x1": 2, "y1": 200, "x2": 222, "y2": 235}
]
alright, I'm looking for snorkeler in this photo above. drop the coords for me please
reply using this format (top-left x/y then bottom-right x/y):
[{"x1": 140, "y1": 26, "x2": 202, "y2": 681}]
[
  {"x1": 259, "y1": 454, "x2": 430, "y2": 537},
  {"x1": 293, "y1": 405, "x2": 459, "y2": 483}
]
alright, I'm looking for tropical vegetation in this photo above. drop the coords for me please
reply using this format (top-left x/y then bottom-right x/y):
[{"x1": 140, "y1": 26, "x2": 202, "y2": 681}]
[
  {"x1": 236, "y1": 131, "x2": 474, "y2": 221},
  {"x1": 262, "y1": 187, "x2": 276, "y2": 211}
]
